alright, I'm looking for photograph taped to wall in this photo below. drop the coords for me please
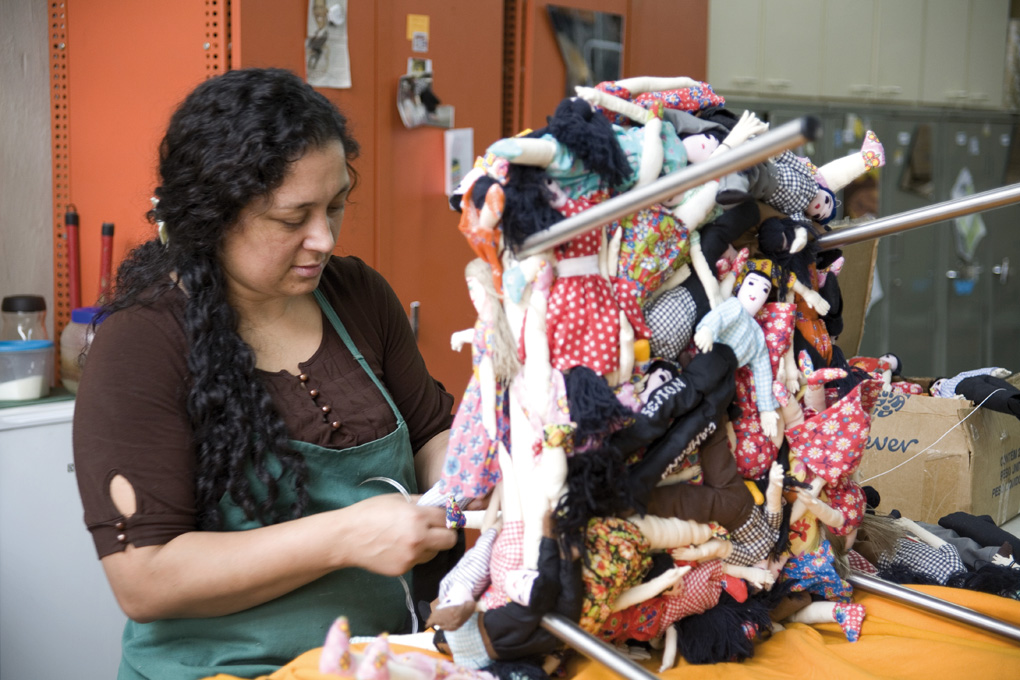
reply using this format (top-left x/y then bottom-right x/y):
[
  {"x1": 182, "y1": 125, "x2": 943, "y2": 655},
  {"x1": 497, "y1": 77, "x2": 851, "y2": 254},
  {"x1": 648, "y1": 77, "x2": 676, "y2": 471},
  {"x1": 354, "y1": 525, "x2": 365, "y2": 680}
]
[{"x1": 306, "y1": 0, "x2": 352, "y2": 89}]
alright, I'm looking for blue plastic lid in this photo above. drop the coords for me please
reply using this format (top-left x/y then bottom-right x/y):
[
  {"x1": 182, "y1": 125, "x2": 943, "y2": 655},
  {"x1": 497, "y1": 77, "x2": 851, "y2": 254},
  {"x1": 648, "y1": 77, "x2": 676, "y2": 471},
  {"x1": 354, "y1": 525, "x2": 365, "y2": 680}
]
[
  {"x1": 0, "y1": 339, "x2": 54, "y2": 352},
  {"x1": 71, "y1": 306, "x2": 104, "y2": 324}
]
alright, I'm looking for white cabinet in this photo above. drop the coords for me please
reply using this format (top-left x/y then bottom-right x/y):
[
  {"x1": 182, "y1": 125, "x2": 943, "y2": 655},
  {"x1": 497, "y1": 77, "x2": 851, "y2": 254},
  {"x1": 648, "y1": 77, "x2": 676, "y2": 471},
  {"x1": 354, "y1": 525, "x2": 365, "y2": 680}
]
[
  {"x1": 708, "y1": 0, "x2": 764, "y2": 94},
  {"x1": 0, "y1": 401, "x2": 126, "y2": 680},
  {"x1": 709, "y1": 0, "x2": 1011, "y2": 109},
  {"x1": 708, "y1": 0, "x2": 825, "y2": 97},
  {"x1": 918, "y1": 0, "x2": 1009, "y2": 108},
  {"x1": 874, "y1": 0, "x2": 926, "y2": 102}
]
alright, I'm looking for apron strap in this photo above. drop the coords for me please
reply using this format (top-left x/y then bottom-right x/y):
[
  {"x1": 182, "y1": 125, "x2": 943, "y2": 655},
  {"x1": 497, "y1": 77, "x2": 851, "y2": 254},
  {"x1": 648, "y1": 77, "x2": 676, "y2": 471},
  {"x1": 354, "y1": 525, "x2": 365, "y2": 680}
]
[{"x1": 313, "y1": 289, "x2": 405, "y2": 427}]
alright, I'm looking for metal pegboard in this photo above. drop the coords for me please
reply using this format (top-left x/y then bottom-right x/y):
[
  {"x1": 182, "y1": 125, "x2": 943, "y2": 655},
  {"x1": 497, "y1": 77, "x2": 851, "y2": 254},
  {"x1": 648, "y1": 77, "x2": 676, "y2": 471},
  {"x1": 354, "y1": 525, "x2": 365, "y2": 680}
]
[
  {"x1": 49, "y1": 1, "x2": 71, "y2": 345},
  {"x1": 205, "y1": 0, "x2": 231, "y2": 76}
]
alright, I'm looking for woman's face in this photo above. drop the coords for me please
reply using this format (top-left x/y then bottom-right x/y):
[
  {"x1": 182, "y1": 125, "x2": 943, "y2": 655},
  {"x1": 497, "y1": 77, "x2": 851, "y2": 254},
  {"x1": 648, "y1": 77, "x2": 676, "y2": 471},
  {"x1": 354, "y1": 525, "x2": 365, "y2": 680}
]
[{"x1": 220, "y1": 140, "x2": 350, "y2": 306}]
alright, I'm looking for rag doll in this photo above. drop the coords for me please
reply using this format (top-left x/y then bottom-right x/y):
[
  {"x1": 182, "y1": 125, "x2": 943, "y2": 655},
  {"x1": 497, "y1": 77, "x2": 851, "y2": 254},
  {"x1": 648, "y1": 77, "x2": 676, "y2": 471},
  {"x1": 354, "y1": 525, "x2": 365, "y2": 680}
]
[
  {"x1": 440, "y1": 259, "x2": 520, "y2": 502},
  {"x1": 931, "y1": 367, "x2": 1020, "y2": 419},
  {"x1": 453, "y1": 168, "x2": 507, "y2": 293},
  {"x1": 740, "y1": 130, "x2": 885, "y2": 225},
  {"x1": 319, "y1": 617, "x2": 501, "y2": 680},
  {"x1": 691, "y1": 237, "x2": 782, "y2": 438}
]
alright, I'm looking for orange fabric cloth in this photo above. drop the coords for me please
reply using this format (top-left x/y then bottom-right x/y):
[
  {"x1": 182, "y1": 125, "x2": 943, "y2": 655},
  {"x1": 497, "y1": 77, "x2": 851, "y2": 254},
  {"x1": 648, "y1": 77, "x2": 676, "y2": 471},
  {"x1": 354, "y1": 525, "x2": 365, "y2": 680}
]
[{"x1": 206, "y1": 587, "x2": 1020, "y2": 680}]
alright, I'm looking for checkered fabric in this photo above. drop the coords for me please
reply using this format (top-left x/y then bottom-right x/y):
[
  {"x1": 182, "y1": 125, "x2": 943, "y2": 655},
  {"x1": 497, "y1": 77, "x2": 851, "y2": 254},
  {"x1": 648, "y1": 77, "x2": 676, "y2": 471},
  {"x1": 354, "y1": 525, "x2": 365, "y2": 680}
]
[
  {"x1": 442, "y1": 612, "x2": 494, "y2": 670},
  {"x1": 481, "y1": 520, "x2": 525, "y2": 610},
  {"x1": 439, "y1": 526, "x2": 497, "y2": 603},
  {"x1": 766, "y1": 151, "x2": 818, "y2": 219},
  {"x1": 644, "y1": 285, "x2": 697, "y2": 360},
  {"x1": 660, "y1": 559, "x2": 724, "y2": 623},
  {"x1": 696, "y1": 297, "x2": 779, "y2": 412},
  {"x1": 727, "y1": 505, "x2": 782, "y2": 567},
  {"x1": 878, "y1": 538, "x2": 966, "y2": 585}
]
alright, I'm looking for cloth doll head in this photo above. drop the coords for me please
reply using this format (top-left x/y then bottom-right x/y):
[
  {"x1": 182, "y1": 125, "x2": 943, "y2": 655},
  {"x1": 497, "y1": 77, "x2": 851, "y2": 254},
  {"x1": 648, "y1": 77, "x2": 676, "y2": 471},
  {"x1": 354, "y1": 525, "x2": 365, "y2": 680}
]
[
  {"x1": 880, "y1": 352, "x2": 902, "y2": 376},
  {"x1": 804, "y1": 186, "x2": 837, "y2": 225},
  {"x1": 464, "y1": 258, "x2": 521, "y2": 383},
  {"x1": 500, "y1": 162, "x2": 564, "y2": 251},
  {"x1": 545, "y1": 97, "x2": 632, "y2": 189},
  {"x1": 682, "y1": 132, "x2": 721, "y2": 164},
  {"x1": 736, "y1": 271, "x2": 772, "y2": 317}
]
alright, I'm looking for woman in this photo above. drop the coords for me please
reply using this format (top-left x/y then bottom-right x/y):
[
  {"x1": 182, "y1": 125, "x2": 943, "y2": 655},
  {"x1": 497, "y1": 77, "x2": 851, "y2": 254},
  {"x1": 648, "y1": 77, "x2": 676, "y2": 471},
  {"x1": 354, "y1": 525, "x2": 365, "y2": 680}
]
[{"x1": 73, "y1": 68, "x2": 458, "y2": 680}]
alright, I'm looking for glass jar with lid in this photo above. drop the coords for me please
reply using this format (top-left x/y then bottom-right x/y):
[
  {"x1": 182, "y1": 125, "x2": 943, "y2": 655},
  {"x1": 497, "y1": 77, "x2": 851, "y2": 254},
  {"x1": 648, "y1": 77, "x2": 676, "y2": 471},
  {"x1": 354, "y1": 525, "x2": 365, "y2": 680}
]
[{"x1": 1, "y1": 295, "x2": 48, "y2": 341}]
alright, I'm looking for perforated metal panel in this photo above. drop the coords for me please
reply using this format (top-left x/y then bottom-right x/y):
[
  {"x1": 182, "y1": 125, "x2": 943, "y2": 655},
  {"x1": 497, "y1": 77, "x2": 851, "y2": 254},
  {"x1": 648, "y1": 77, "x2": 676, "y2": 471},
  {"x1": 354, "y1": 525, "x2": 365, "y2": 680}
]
[{"x1": 49, "y1": 1, "x2": 71, "y2": 345}]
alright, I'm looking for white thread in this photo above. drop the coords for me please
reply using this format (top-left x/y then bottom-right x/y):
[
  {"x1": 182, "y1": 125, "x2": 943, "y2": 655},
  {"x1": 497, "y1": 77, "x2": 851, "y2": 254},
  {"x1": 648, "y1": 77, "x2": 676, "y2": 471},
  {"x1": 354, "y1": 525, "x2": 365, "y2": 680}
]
[
  {"x1": 361, "y1": 476, "x2": 412, "y2": 501},
  {"x1": 357, "y1": 477, "x2": 418, "y2": 632},
  {"x1": 858, "y1": 389, "x2": 1006, "y2": 484}
]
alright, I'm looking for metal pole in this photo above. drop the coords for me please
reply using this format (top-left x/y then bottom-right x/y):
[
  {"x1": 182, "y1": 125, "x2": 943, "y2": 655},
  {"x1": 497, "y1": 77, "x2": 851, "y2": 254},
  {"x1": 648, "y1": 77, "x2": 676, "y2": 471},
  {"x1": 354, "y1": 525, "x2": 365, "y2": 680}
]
[
  {"x1": 848, "y1": 571, "x2": 1020, "y2": 643},
  {"x1": 541, "y1": 613, "x2": 661, "y2": 680},
  {"x1": 515, "y1": 116, "x2": 821, "y2": 258},
  {"x1": 816, "y1": 183, "x2": 1020, "y2": 250}
]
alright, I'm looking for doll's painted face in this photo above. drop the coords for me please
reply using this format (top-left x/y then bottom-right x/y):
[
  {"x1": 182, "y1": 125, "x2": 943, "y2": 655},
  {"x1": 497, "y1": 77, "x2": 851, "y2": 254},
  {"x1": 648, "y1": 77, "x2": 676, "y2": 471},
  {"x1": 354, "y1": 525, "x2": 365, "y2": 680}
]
[
  {"x1": 682, "y1": 133, "x2": 720, "y2": 164},
  {"x1": 466, "y1": 276, "x2": 490, "y2": 317},
  {"x1": 545, "y1": 178, "x2": 567, "y2": 209},
  {"x1": 737, "y1": 271, "x2": 772, "y2": 316},
  {"x1": 806, "y1": 188, "x2": 834, "y2": 222},
  {"x1": 640, "y1": 365, "x2": 675, "y2": 403},
  {"x1": 879, "y1": 353, "x2": 899, "y2": 374}
]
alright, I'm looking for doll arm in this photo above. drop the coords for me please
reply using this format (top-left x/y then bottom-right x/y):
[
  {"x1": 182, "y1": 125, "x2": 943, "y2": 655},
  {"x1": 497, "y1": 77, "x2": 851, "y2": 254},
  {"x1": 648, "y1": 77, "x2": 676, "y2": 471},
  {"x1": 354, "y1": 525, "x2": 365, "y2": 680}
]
[
  {"x1": 689, "y1": 229, "x2": 723, "y2": 309},
  {"x1": 478, "y1": 354, "x2": 498, "y2": 439},
  {"x1": 716, "y1": 111, "x2": 768, "y2": 153},
  {"x1": 575, "y1": 85, "x2": 656, "y2": 125},
  {"x1": 795, "y1": 487, "x2": 845, "y2": 530},
  {"x1": 451, "y1": 328, "x2": 474, "y2": 351},
  {"x1": 659, "y1": 625, "x2": 678, "y2": 673},
  {"x1": 487, "y1": 136, "x2": 557, "y2": 167},
  {"x1": 894, "y1": 517, "x2": 947, "y2": 548},
  {"x1": 627, "y1": 515, "x2": 716, "y2": 549},
  {"x1": 613, "y1": 312, "x2": 636, "y2": 388},
  {"x1": 668, "y1": 180, "x2": 721, "y2": 231},
  {"x1": 670, "y1": 537, "x2": 733, "y2": 563},
  {"x1": 611, "y1": 565, "x2": 691, "y2": 612},
  {"x1": 765, "y1": 461, "x2": 785, "y2": 515},
  {"x1": 722, "y1": 563, "x2": 775, "y2": 591},
  {"x1": 759, "y1": 409, "x2": 780, "y2": 439},
  {"x1": 792, "y1": 279, "x2": 831, "y2": 316}
]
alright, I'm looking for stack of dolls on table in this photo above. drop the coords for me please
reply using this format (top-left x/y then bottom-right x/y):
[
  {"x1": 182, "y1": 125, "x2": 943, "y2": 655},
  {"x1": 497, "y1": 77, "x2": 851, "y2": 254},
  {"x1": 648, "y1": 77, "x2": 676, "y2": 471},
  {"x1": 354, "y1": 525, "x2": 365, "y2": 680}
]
[{"x1": 311, "y1": 77, "x2": 1020, "y2": 680}]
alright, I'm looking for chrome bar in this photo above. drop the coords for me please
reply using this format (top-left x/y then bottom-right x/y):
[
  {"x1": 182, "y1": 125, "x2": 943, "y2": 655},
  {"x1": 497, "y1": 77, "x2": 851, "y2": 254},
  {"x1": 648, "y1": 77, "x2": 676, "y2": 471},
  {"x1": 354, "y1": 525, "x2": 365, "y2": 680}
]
[
  {"x1": 541, "y1": 613, "x2": 660, "y2": 680},
  {"x1": 848, "y1": 571, "x2": 1020, "y2": 643},
  {"x1": 816, "y1": 183, "x2": 1020, "y2": 250},
  {"x1": 516, "y1": 116, "x2": 822, "y2": 258}
]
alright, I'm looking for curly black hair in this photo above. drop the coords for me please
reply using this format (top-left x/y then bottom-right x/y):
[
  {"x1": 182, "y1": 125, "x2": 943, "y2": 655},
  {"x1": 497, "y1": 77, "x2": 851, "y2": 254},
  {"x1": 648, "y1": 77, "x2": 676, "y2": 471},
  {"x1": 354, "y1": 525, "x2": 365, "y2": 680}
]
[{"x1": 99, "y1": 68, "x2": 360, "y2": 529}]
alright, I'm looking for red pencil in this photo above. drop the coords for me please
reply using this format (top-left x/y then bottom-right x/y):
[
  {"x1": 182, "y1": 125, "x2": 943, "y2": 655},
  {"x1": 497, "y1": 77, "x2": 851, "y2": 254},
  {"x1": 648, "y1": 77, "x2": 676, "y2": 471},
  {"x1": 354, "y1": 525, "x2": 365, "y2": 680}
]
[
  {"x1": 65, "y1": 205, "x2": 81, "y2": 309},
  {"x1": 99, "y1": 222, "x2": 114, "y2": 303}
]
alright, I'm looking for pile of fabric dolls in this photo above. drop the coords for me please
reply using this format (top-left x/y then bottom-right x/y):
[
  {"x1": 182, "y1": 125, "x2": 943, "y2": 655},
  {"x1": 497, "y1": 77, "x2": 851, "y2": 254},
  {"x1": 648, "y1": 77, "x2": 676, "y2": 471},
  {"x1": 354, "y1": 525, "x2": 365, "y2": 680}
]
[{"x1": 316, "y1": 77, "x2": 1020, "y2": 680}]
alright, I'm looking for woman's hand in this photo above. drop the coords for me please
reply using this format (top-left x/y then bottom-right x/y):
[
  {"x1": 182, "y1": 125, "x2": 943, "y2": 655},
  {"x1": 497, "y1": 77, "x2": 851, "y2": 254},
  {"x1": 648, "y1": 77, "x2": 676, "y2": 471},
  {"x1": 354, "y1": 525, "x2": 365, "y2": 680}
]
[{"x1": 336, "y1": 495, "x2": 458, "y2": 576}]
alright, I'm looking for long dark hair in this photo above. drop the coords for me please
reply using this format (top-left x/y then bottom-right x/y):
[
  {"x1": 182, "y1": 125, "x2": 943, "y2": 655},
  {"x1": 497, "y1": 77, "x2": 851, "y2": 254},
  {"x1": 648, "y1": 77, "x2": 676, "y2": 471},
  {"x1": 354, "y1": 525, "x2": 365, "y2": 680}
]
[{"x1": 101, "y1": 68, "x2": 360, "y2": 529}]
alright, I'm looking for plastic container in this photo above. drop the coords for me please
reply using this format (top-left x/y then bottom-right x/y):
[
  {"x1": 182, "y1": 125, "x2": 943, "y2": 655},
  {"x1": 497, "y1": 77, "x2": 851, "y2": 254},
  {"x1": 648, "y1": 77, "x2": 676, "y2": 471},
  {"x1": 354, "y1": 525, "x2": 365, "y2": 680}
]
[
  {"x1": 60, "y1": 306, "x2": 103, "y2": 394},
  {"x1": 1, "y1": 295, "x2": 48, "y2": 341},
  {"x1": 0, "y1": 340, "x2": 54, "y2": 401}
]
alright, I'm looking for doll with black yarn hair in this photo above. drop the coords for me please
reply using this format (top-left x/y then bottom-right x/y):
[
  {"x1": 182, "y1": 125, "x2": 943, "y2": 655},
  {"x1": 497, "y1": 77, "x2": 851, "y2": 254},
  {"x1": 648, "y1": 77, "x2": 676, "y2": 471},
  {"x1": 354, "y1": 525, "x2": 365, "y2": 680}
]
[{"x1": 73, "y1": 68, "x2": 459, "y2": 680}]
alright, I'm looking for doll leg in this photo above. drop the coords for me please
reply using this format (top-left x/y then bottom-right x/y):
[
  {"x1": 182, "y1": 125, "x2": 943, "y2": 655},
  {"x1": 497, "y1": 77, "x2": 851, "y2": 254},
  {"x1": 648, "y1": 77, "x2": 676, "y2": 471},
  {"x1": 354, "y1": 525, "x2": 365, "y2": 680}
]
[
  {"x1": 627, "y1": 515, "x2": 715, "y2": 549},
  {"x1": 816, "y1": 131, "x2": 884, "y2": 193},
  {"x1": 784, "y1": 600, "x2": 865, "y2": 642},
  {"x1": 609, "y1": 311, "x2": 635, "y2": 387},
  {"x1": 658, "y1": 625, "x2": 678, "y2": 672},
  {"x1": 670, "y1": 537, "x2": 733, "y2": 563}
]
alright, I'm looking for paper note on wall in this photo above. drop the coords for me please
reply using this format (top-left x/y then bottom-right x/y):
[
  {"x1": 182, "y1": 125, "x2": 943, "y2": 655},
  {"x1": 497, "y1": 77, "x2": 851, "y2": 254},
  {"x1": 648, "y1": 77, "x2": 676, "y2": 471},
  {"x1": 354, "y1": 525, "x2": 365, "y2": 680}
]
[{"x1": 306, "y1": 0, "x2": 352, "y2": 89}]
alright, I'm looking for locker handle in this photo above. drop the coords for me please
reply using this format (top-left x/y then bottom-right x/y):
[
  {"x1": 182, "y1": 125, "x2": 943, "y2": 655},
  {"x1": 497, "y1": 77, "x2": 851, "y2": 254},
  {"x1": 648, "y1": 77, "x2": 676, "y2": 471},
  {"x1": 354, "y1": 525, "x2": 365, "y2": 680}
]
[{"x1": 993, "y1": 258, "x2": 1010, "y2": 285}]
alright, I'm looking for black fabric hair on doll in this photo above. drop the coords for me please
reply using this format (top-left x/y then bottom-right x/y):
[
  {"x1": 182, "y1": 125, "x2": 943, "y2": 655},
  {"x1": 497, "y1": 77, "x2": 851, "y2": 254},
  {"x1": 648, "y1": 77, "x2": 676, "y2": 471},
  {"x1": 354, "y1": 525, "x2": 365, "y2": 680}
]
[
  {"x1": 947, "y1": 563, "x2": 1020, "y2": 600},
  {"x1": 672, "y1": 590, "x2": 773, "y2": 665},
  {"x1": 501, "y1": 163, "x2": 564, "y2": 251},
  {"x1": 545, "y1": 97, "x2": 633, "y2": 189},
  {"x1": 565, "y1": 366, "x2": 636, "y2": 453},
  {"x1": 554, "y1": 443, "x2": 634, "y2": 557}
]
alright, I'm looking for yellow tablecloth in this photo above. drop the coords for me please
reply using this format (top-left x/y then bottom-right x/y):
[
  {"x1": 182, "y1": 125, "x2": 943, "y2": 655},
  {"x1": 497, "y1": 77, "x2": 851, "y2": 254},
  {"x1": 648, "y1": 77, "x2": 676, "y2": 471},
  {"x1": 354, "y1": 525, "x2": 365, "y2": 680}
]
[{"x1": 208, "y1": 585, "x2": 1020, "y2": 680}]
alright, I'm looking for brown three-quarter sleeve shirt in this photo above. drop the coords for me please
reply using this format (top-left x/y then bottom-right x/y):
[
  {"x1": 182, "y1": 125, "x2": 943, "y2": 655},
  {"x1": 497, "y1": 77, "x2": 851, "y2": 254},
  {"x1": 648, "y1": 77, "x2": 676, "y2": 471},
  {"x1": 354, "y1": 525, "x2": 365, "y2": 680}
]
[{"x1": 73, "y1": 256, "x2": 454, "y2": 558}]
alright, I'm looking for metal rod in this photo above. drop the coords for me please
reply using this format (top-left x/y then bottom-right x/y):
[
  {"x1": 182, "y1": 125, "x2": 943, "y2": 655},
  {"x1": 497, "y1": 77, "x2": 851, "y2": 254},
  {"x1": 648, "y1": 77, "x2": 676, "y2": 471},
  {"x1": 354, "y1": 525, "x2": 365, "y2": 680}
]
[
  {"x1": 541, "y1": 613, "x2": 660, "y2": 680},
  {"x1": 848, "y1": 571, "x2": 1020, "y2": 643},
  {"x1": 516, "y1": 116, "x2": 821, "y2": 258},
  {"x1": 816, "y1": 183, "x2": 1020, "y2": 250}
]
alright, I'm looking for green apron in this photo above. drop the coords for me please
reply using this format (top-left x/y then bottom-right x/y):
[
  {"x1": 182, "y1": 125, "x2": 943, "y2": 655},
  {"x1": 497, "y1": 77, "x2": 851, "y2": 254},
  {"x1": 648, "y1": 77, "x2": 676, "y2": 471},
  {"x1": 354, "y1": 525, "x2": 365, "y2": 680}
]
[{"x1": 119, "y1": 290, "x2": 418, "y2": 680}]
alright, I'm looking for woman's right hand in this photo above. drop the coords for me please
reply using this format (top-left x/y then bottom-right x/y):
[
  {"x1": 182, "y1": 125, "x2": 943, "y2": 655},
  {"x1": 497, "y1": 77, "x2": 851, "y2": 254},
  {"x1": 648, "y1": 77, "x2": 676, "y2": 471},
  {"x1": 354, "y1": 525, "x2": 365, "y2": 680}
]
[{"x1": 334, "y1": 494, "x2": 458, "y2": 576}]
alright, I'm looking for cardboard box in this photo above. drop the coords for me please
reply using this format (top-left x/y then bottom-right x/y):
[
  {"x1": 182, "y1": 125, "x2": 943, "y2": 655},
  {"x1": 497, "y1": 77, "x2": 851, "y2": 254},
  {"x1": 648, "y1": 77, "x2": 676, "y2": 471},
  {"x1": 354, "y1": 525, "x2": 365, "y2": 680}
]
[{"x1": 857, "y1": 377, "x2": 1020, "y2": 525}]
